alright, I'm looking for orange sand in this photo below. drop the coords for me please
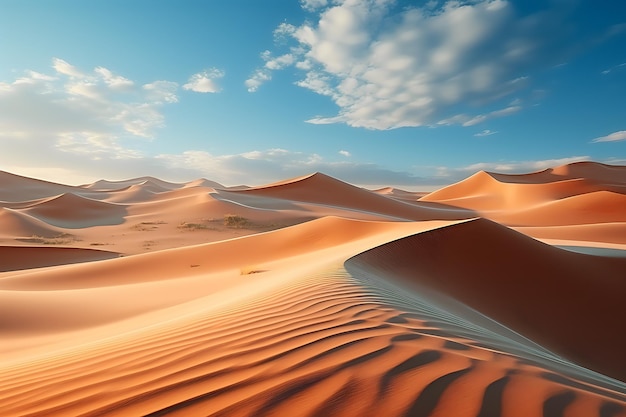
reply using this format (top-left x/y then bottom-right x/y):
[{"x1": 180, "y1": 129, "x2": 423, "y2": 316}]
[{"x1": 0, "y1": 161, "x2": 625, "y2": 416}]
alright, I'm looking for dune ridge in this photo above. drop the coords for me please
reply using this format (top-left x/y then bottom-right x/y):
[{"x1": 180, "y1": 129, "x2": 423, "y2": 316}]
[{"x1": 0, "y1": 161, "x2": 625, "y2": 416}]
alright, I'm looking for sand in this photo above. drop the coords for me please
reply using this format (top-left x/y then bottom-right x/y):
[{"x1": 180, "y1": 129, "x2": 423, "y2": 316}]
[{"x1": 0, "y1": 161, "x2": 624, "y2": 416}]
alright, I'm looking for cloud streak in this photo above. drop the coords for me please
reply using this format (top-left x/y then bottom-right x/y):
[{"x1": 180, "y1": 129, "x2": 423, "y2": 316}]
[
  {"x1": 591, "y1": 131, "x2": 626, "y2": 143},
  {"x1": 474, "y1": 129, "x2": 498, "y2": 137}
]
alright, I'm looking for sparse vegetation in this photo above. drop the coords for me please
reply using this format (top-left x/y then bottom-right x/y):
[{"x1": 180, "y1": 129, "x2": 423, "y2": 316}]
[
  {"x1": 131, "y1": 221, "x2": 166, "y2": 232},
  {"x1": 142, "y1": 240, "x2": 156, "y2": 250},
  {"x1": 224, "y1": 214, "x2": 249, "y2": 228},
  {"x1": 178, "y1": 214, "x2": 252, "y2": 231},
  {"x1": 177, "y1": 221, "x2": 215, "y2": 231},
  {"x1": 20, "y1": 233, "x2": 77, "y2": 245}
]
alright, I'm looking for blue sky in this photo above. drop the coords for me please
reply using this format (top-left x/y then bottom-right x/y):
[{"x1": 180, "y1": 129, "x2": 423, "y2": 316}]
[{"x1": 1, "y1": 0, "x2": 625, "y2": 188}]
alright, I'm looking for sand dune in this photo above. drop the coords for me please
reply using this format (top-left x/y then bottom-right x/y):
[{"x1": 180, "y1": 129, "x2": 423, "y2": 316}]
[
  {"x1": 82, "y1": 176, "x2": 184, "y2": 191},
  {"x1": 0, "y1": 162, "x2": 625, "y2": 416},
  {"x1": 0, "y1": 207, "x2": 63, "y2": 238},
  {"x1": 20, "y1": 192, "x2": 127, "y2": 228},
  {"x1": 233, "y1": 172, "x2": 474, "y2": 221},
  {"x1": 421, "y1": 162, "x2": 626, "y2": 232},
  {"x1": 0, "y1": 170, "x2": 76, "y2": 201}
]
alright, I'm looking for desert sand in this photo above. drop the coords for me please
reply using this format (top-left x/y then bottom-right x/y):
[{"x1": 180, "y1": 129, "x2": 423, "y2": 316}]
[{"x1": 0, "y1": 161, "x2": 625, "y2": 416}]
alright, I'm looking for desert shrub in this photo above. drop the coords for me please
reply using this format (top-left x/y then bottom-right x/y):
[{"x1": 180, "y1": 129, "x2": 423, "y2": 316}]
[{"x1": 223, "y1": 214, "x2": 249, "y2": 228}]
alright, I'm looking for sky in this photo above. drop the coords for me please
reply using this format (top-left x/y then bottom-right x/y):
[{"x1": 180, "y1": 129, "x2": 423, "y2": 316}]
[{"x1": 0, "y1": 0, "x2": 625, "y2": 189}]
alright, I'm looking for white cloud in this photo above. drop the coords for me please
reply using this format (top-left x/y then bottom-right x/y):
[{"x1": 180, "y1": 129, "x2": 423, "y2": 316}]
[
  {"x1": 265, "y1": 53, "x2": 295, "y2": 70},
  {"x1": 183, "y1": 68, "x2": 225, "y2": 93},
  {"x1": 245, "y1": 68, "x2": 272, "y2": 92},
  {"x1": 591, "y1": 130, "x2": 626, "y2": 143},
  {"x1": 95, "y1": 67, "x2": 134, "y2": 91},
  {"x1": 0, "y1": 58, "x2": 181, "y2": 160},
  {"x1": 52, "y1": 58, "x2": 84, "y2": 78},
  {"x1": 274, "y1": 23, "x2": 297, "y2": 39},
  {"x1": 300, "y1": 0, "x2": 328, "y2": 12},
  {"x1": 474, "y1": 129, "x2": 498, "y2": 137},
  {"x1": 143, "y1": 80, "x2": 179, "y2": 104},
  {"x1": 339, "y1": 150, "x2": 351, "y2": 157},
  {"x1": 55, "y1": 132, "x2": 142, "y2": 159},
  {"x1": 250, "y1": 0, "x2": 573, "y2": 129}
]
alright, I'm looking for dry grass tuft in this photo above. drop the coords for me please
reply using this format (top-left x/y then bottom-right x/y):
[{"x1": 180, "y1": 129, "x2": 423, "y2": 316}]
[{"x1": 224, "y1": 214, "x2": 249, "y2": 228}]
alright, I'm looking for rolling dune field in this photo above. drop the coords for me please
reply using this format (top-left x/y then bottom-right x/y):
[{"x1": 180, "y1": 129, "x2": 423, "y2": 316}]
[{"x1": 1, "y1": 161, "x2": 625, "y2": 416}]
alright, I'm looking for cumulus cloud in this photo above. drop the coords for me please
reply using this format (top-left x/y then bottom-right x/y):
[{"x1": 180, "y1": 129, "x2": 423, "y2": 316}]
[
  {"x1": 591, "y1": 130, "x2": 626, "y2": 143},
  {"x1": 183, "y1": 68, "x2": 225, "y2": 93},
  {"x1": 248, "y1": 0, "x2": 577, "y2": 129},
  {"x1": 339, "y1": 150, "x2": 351, "y2": 157}
]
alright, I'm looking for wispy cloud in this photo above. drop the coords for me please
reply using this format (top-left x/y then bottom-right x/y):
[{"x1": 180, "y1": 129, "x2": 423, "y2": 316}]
[
  {"x1": 143, "y1": 80, "x2": 179, "y2": 104},
  {"x1": 591, "y1": 130, "x2": 626, "y2": 143},
  {"x1": 601, "y1": 62, "x2": 626, "y2": 75},
  {"x1": 474, "y1": 129, "x2": 498, "y2": 137},
  {"x1": 248, "y1": 0, "x2": 573, "y2": 129},
  {"x1": 440, "y1": 105, "x2": 522, "y2": 127},
  {"x1": 52, "y1": 58, "x2": 83, "y2": 78},
  {"x1": 95, "y1": 67, "x2": 134, "y2": 91},
  {"x1": 339, "y1": 150, "x2": 351, "y2": 157},
  {"x1": 183, "y1": 68, "x2": 225, "y2": 93}
]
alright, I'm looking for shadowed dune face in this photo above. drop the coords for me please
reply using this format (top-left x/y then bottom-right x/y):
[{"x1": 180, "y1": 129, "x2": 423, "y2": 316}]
[
  {"x1": 0, "y1": 246, "x2": 119, "y2": 272},
  {"x1": 346, "y1": 218, "x2": 626, "y2": 382},
  {"x1": 0, "y1": 162, "x2": 625, "y2": 416}
]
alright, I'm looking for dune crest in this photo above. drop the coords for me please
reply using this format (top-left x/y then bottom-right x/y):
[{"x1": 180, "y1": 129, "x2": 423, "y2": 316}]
[{"x1": 1, "y1": 162, "x2": 625, "y2": 416}]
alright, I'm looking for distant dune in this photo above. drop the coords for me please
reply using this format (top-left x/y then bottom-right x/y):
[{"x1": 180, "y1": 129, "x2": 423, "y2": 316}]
[{"x1": 0, "y1": 161, "x2": 624, "y2": 416}]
